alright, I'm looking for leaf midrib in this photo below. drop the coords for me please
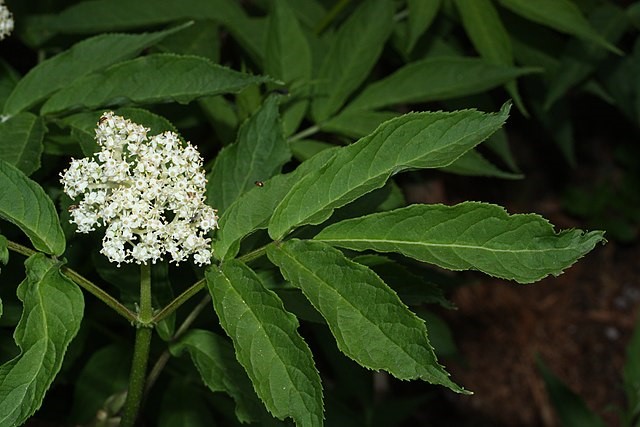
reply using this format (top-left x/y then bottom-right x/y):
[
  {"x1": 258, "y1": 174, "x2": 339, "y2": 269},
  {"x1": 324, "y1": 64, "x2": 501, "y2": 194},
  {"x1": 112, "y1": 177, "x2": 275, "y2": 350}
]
[{"x1": 315, "y1": 237, "x2": 579, "y2": 254}]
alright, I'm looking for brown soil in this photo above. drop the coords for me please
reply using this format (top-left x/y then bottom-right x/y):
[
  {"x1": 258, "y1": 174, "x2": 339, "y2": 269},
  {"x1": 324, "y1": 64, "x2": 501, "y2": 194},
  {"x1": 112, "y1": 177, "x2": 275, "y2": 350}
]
[{"x1": 445, "y1": 241, "x2": 639, "y2": 426}]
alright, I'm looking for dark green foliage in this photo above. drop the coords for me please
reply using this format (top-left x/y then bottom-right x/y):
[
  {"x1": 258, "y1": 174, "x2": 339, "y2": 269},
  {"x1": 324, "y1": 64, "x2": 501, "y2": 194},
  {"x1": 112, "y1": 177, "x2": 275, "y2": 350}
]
[{"x1": 0, "y1": 0, "x2": 628, "y2": 425}]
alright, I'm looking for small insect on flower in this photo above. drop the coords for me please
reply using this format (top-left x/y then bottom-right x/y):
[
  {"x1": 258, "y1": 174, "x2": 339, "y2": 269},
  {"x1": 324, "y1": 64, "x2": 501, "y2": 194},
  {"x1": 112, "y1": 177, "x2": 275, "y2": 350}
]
[
  {"x1": 67, "y1": 204, "x2": 78, "y2": 212},
  {"x1": 254, "y1": 180, "x2": 264, "y2": 187},
  {"x1": 188, "y1": 212, "x2": 201, "y2": 224}
]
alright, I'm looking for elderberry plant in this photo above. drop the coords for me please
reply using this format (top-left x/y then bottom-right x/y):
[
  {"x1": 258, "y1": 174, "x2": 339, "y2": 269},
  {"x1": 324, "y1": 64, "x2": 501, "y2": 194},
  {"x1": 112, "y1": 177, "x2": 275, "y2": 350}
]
[{"x1": 0, "y1": 0, "x2": 625, "y2": 426}]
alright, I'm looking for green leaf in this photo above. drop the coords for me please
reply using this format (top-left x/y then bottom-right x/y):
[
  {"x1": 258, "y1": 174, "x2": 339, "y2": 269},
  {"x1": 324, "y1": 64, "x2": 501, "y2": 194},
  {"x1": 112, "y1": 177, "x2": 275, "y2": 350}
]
[
  {"x1": 320, "y1": 110, "x2": 400, "y2": 139},
  {"x1": 170, "y1": 329, "x2": 272, "y2": 423},
  {"x1": 0, "y1": 254, "x2": 84, "y2": 426},
  {"x1": 454, "y1": 0, "x2": 526, "y2": 114},
  {"x1": 485, "y1": 127, "x2": 519, "y2": 172},
  {"x1": 314, "y1": 202, "x2": 605, "y2": 284},
  {"x1": 268, "y1": 103, "x2": 511, "y2": 240},
  {"x1": 213, "y1": 148, "x2": 338, "y2": 261},
  {"x1": 157, "y1": 20, "x2": 221, "y2": 62},
  {"x1": 30, "y1": 0, "x2": 245, "y2": 33},
  {"x1": 543, "y1": 3, "x2": 628, "y2": 110},
  {"x1": 414, "y1": 309, "x2": 458, "y2": 358},
  {"x1": 406, "y1": 0, "x2": 441, "y2": 53},
  {"x1": 343, "y1": 57, "x2": 537, "y2": 113},
  {"x1": 206, "y1": 95, "x2": 291, "y2": 212},
  {"x1": 264, "y1": 1, "x2": 311, "y2": 87},
  {"x1": 497, "y1": 0, "x2": 622, "y2": 54},
  {"x1": 199, "y1": 95, "x2": 238, "y2": 144},
  {"x1": 623, "y1": 313, "x2": 640, "y2": 424},
  {"x1": 206, "y1": 261, "x2": 324, "y2": 426},
  {"x1": 267, "y1": 239, "x2": 464, "y2": 392},
  {"x1": 0, "y1": 60, "x2": 19, "y2": 112},
  {"x1": 0, "y1": 160, "x2": 65, "y2": 255},
  {"x1": 532, "y1": 98, "x2": 577, "y2": 166},
  {"x1": 27, "y1": 0, "x2": 263, "y2": 64},
  {"x1": 0, "y1": 113, "x2": 45, "y2": 175},
  {"x1": 3, "y1": 24, "x2": 190, "y2": 115},
  {"x1": 290, "y1": 139, "x2": 333, "y2": 162},
  {"x1": 538, "y1": 358, "x2": 606, "y2": 427},
  {"x1": 311, "y1": 0, "x2": 394, "y2": 122},
  {"x1": 283, "y1": 0, "x2": 326, "y2": 28},
  {"x1": 455, "y1": 0, "x2": 512, "y2": 65},
  {"x1": 265, "y1": 1, "x2": 312, "y2": 135},
  {"x1": 354, "y1": 254, "x2": 453, "y2": 308},
  {"x1": 40, "y1": 54, "x2": 272, "y2": 116},
  {"x1": 442, "y1": 149, "x2": 523, "y2": 179}
]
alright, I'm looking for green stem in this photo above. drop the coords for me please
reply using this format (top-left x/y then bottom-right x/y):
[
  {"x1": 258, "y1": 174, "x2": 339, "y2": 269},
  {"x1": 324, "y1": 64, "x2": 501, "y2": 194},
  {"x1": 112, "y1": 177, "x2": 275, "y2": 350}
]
[
  {"x1": 6, "y1": 240, "x2": 36, "y2": 258},
  {"x1": 120, "y1": 264, "x2": 153, "y2": 427},
  {"x1": 152, "y1": 278, "x2": 205, "y2": 324},
  {"x1": 7, "y1": 239, "x2": 136, "y2": 323},
  {"x1": 138, "y1": 264, "x2": 153, "y2": 324},
  {"x1": 238, "y1": 245, "x2": 268, "y2": 264},
  {"x1": 61, "y1": 267, "x2": 137, "y2": 323},
  {"x1": 288, "y1": 125, "x2": 319, "y2": 142}
]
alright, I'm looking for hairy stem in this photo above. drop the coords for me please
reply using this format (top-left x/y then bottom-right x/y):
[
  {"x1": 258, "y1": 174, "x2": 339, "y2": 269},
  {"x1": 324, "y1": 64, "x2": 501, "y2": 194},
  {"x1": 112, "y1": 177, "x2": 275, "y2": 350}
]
[{"x1": 120, "y1": 264, "x2": 153, "y2": 427}]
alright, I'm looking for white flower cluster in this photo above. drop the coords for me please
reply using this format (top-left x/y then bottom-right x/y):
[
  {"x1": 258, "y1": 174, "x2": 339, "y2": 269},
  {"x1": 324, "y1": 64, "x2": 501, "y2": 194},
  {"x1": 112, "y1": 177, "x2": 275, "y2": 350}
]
[
  {"x1": 60, "y1": 112, "x2": 218, "y2": 266},
  {"x1": 0, "y1": 1, "x2": 13, "y2": 40}
]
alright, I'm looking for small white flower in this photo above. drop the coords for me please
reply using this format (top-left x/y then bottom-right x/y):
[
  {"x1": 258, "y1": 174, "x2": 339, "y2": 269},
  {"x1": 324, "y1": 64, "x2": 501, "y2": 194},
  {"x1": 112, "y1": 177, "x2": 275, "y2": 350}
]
[
  {"x1": 0, "y1": 1, "x2": 13, "y2": 41},
  {"x1": 61, "y1": 112, "x2": 219, "y2": 266}
]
